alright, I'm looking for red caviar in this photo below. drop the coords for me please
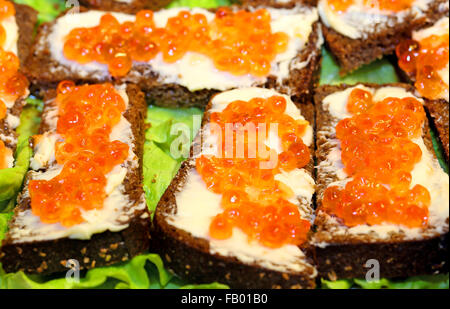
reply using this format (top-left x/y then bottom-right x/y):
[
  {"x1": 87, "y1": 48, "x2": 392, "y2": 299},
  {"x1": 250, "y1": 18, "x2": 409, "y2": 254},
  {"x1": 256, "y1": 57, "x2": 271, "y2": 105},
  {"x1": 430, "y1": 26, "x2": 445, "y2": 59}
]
[
  {"x1": 329, "y1": 0, "x2": 413, "y2": 12},
  {"x1": 28, "y1": 82, "x2": 129, "y2": 227},
  {"x1": 63, "y1": 8, "x2": 289, "y2": 78},
  {"x1": 0, "y1": 0, "x2": 15, "y2": 47},
  {"x1": 196, "y1": 96, "x2": 311, "y2": 248},
  {"x1": 396, "y1": 32, "x2": 449, "y2": 100},
  {"x1": 321, "y1": 88, "x2": 430, "y2": 228}
]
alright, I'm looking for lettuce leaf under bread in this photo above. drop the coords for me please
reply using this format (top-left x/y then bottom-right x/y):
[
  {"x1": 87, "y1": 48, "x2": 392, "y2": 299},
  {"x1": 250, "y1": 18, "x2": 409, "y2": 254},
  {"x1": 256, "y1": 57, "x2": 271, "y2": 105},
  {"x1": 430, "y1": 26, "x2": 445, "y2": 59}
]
[{"x1": 0, "y1": 103, "x2": 41, "y2": 212}]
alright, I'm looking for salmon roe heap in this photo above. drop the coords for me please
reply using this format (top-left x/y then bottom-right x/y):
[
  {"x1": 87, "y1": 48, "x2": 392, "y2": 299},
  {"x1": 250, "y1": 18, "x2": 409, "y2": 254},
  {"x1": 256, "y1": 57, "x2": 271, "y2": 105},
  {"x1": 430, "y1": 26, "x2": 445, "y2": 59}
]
[
  {"x1": 196, "y1": 95, "x2": 312, "y2": 248},
  {"x1": 322, "y1": 88, "x2": 431, "y2": 228},
  {"x1": 28, "y1": 82, "x2": 129, "y2": 227},
  {"x1": 63, "y1": 8, "x2": 289, "y2": 78},
  {"x1": 396, "y1": 33, "x2": 449, "y2": 100},
  {"x1": 328, "y1": 0, "x2": 414, "y2": 13}
]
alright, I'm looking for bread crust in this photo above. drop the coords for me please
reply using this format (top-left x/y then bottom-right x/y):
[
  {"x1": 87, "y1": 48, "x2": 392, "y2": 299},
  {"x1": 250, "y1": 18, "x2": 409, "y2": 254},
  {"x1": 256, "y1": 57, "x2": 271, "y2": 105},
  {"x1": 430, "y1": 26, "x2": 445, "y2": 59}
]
[
  {"x1": 151, "y1": 94, "x2": 318, "y2": 289},
  {"x1": 0, "y1": 3, "x2": 37, "y2": 154},
  {"x1": 312, "y1": 83, "x2": 449, "y2": 280},
  {"x1": 24, "y1": 6, "x2": 322, "y2": 108},
  {"x1": 321, "y1": 0, "x2": 449, "y2": 75},
  {"x1": 0, "y1": 84, "x2": 150, "y2": 275},
  {"x1": 78, "y1": 0, "x2": 172, "y2": 13}
]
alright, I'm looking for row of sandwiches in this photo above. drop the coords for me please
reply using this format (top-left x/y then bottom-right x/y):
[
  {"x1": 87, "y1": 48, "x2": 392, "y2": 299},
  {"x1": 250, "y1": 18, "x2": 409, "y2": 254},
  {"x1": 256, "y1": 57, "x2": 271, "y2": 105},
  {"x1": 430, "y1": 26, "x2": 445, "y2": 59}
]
[{"x1": 0, "y1": 0, "x2": 448, "y2": 289}]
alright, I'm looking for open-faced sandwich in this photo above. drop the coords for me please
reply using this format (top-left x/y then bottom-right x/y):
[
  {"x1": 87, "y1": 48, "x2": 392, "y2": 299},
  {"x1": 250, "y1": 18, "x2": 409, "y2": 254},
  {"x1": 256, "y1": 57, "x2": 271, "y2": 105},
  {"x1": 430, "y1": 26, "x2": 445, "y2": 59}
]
[
  {"x1": 0, "y1": 81, "x2": 150, "y2": 275},
  {"x1": 25, "y1": 0, "x2": 322, "y2": 107},
  {"x1": 313, "y1": 83, "x2": 449, "y2": 279},
  {"x1": 153, "y1": 87, "x2": 318, "y2": 288}
]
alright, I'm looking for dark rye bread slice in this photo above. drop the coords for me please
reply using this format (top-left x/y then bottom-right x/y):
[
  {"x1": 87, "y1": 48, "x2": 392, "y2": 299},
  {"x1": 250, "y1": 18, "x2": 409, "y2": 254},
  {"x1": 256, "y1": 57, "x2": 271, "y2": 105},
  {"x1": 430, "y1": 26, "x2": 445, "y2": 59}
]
[
  {"x1": 0, "y1": 84, "x2": 150, "y2": 275},
  {"x1": 24, "y1": 5, "x2": 322, "y2": 108},
  {"x1": 394, "y1": 12, "x2": 450, "y2": 163},
  {"x1": 0, "y1": 3, "x2": 37, "y2": 154},
  {"x1": 312, "y1": 83, "x2": 448, "y2": 280},
  {"x1": 79, "y1": 0, "x2": 172, "y2": 13},
  {"x1": 425, "y1": 99, "x2": 449, "y2": 162},
  {"x1": 13, "y1": 2, "x2": 38, "y2": 67},
  {"x1": 238, "y1": 1, "x2": 318, "y2": 7},
  {"x1": 152, "y1": 94, "x2": 318, "y2": 289},
  {"x1": 321, "y1": 0, "x2": 449, "y2": 75}
]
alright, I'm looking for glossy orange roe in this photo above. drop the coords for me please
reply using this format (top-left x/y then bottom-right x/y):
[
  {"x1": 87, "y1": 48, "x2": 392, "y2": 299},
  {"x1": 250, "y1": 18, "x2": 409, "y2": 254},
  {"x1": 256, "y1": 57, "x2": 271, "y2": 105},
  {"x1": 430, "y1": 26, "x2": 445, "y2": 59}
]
[
  {"x1": 63, "y1": 8, "x2": 289, "y2": 78},
  {"x1": 28, "y1": 82, "x2": 129, "y2": 227},
  {"x1": 196, "y1": 96, "x2": 311, "y2": 248},
  {"x1": 321, "y1": 89, "x2": 430, "y2": 228},
  {"x1": 329, "y1": 0, "x2": 413, "y2": 12},
  {"x1": 396, "y1": 33, "x2": 449, "y2": 100}
]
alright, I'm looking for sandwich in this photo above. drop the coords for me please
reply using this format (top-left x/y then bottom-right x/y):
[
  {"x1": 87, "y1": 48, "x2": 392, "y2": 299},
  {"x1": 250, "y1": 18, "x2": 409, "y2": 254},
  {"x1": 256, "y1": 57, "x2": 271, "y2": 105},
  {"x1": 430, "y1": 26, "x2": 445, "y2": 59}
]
[
  {"x1": 396, "y1": 15, "x2": 449, "y2": 161},
  {"x1": 0, "y1": 0, "x2": 37, "y2": 208},
  {"x1": 24, "y1": 1, "x2": 323, "y2": 107},
  {"x1": 318, "y1": 0, "x2": 449, "y2": 74},
  {"x1": 78, "y1": 0, "x2": 173, "y2": 13},
  {"x1": 152, "y1": 87, "x2": 318, "y2": 288},
  {"x1": 312, "y1": 83, "x2": 449, "y2": 280},
  {"x1": 0, "y1": 82, "x2": 150, "y2": 275}
]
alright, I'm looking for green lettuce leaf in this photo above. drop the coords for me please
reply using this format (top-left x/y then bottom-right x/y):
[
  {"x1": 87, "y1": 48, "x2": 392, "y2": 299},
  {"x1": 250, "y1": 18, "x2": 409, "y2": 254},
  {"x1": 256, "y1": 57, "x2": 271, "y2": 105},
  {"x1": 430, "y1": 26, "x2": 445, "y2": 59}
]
[
  {"x1": 0, "y1": 213, "x2": 13, "y2": 242},
  {"x1": 143, "y1": 141, "x2": 180, "y2": 213},
  {"x1": 319, "y1": 48, "x2": 399, "y2": 86},
  {"x1": 322, "y1": 274, "x2": 449, "y2": 289},
  {"x1": 0, "y1": 104, "x2": 41, "y2": 212},
  {"x1": 143, "y1": 106, "x2": 203, "y2": 213}
]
